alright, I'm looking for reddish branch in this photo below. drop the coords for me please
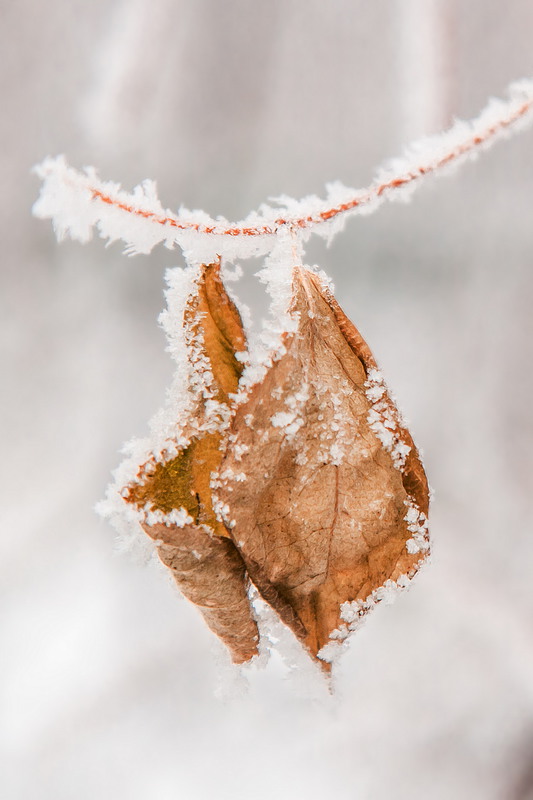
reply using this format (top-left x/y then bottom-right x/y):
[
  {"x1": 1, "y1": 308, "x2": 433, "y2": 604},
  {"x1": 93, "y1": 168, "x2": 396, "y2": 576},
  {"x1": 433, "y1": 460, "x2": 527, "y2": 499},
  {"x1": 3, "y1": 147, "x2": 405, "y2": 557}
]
[{"x1": 86, "y1": 96, "x2": 532, "y2": 239}]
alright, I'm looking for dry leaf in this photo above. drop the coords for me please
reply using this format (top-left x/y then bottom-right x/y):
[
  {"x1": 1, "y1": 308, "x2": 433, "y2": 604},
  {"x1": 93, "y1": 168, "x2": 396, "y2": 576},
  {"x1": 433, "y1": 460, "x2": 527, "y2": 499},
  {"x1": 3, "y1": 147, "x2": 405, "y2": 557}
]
[
  {"x1": 216, "y1": 267, "x2": 429, "y2": 662},
  {"x1": 121, "y1": 262, "x2": 429, "y2": 667},
  {"x1": 123, "y1": 261, "x2": 260, "y2": 663}
]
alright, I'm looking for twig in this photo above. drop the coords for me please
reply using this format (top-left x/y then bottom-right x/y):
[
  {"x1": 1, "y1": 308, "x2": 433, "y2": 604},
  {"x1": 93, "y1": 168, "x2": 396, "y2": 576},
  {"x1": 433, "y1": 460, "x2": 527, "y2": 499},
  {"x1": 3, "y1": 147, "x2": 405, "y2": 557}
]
[{"x1": 33, "y1": 77, "x2": 533, "y2": 258}]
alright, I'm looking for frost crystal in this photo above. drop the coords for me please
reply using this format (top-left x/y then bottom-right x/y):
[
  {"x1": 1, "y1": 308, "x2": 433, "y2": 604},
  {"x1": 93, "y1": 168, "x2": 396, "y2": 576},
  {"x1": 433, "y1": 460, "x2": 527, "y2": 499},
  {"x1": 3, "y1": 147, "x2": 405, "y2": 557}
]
[
  {"x1": 319, "y1": 576, "x2": 415, "y2": 664},
  {"x1": 404, "y1": 500, "x2": 430, "y2": 555},
  {"x1": 365, "y1": 369, "x2": 411, "y2": 470}
]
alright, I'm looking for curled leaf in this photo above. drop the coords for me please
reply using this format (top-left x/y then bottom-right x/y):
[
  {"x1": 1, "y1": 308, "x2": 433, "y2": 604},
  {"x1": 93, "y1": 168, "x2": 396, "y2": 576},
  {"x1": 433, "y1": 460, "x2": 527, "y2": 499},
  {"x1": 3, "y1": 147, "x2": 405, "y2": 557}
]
[
  {"x1": 123, "y1": 261, "x2": 260, "y2": 663},
  {"x1": 125, "y1": 259, "x2": 246, "y2": 534},
  {"x1": 152, "y1": 520, "x2": 259, "y2": 664}
]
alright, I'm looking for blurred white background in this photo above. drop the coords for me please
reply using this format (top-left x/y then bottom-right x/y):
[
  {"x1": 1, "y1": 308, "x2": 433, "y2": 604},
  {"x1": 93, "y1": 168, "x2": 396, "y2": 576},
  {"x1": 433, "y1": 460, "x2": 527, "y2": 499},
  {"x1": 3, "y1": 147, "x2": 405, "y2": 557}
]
[{"x1": 2, "y1": 1, "x2": 533, "y2": 798}]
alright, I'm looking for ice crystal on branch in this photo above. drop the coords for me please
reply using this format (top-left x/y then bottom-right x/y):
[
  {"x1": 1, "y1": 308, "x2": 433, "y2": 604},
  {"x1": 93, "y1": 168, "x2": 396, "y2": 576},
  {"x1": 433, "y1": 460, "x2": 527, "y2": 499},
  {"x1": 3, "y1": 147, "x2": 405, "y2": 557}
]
[{"x1": 34, "y1": 77, "x2": 533, "y2": 264}]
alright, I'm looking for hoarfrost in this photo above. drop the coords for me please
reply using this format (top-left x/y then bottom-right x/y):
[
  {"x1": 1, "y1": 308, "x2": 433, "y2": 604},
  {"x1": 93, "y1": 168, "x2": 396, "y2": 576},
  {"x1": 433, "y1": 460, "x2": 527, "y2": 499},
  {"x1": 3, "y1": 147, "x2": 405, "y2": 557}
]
[
  {"x1": 404, "y1": 499, "x2": 430, "y2": 555},
  {"x1": 270, "y1": 410, "x2": 304, "y2": 440},
  {"x1": 365, "y1": 368, "x2": 411, "y2": 470},
  {"x1": 96, "y1": 262, "x2": 237, "y2": 551},
  {"x1": 33, "y1": 78, "x2": 533, "y2": 268},
  {"x1": 270, "y1": 411, "x2": 297, "y2": 428},
  {"x1": 318, "y1": 576, "x2": 415, "y2": 665}
]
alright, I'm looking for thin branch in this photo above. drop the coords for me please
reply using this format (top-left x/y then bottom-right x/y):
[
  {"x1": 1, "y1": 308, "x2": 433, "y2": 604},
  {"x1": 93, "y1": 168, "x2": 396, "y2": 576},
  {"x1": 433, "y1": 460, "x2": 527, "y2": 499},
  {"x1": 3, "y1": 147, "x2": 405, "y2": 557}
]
[{"x1": 33, "y1": 77, "x2": 533, "y2": 257}]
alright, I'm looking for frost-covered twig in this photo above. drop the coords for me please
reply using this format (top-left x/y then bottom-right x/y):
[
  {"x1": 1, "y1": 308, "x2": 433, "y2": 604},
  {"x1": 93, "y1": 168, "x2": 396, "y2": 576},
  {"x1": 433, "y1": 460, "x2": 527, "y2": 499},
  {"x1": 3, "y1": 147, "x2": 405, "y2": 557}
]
[{"x1": 33, "y1": 77, "x2": 533, "y2": 261}]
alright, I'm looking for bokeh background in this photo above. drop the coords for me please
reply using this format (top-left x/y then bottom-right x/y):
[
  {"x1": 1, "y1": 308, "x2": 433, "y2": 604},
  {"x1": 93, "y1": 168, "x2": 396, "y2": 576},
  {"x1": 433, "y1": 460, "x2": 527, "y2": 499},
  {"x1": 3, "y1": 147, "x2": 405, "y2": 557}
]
[{"x1": 2, "y1": 1, "x2": 533, "y2": 798}]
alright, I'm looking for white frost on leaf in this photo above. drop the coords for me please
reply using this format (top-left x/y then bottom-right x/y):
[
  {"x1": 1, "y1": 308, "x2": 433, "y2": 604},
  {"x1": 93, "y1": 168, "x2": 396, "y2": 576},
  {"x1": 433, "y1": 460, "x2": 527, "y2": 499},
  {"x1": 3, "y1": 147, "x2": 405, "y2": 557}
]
[
  {"x1": 365, "y1": 368, "x2": 411, "y2": 470},
  {"x1": 270, "y1": 410, "x2": 304, "y2": 440},
  {"x1": 318, "y1": 575, "x2": 415, "y2": 665},
  {"x1": 137, "y1": 505, "x2": 194, "y2": 529},
  {"x1": 96, "y1": 262, "x2": 240, "y2": 552},
  {"x1": 249, "y1": 588, "x2": 331, "y2": 698},
  {"x1": 404, "y1": 499, "x2": 430, "y2": 555}
]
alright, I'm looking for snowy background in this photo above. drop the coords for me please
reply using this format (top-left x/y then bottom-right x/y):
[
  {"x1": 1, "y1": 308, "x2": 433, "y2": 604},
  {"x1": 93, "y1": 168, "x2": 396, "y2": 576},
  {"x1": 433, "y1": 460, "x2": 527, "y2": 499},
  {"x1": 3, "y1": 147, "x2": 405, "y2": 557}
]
[{"x1": 2, "y1": 1, "x2": 533, "y2": 798}]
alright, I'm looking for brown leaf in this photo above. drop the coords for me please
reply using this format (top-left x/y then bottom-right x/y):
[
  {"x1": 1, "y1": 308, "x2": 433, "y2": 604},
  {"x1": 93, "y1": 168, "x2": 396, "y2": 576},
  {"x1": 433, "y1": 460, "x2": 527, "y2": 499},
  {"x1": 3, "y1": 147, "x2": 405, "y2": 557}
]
[
  {"x1": 119, "y1": 261, "x2": 429, "y2": 668},
  {"x1": 151, "y1": 521, "x2": 259, "y2": 664},
  {"x1": 216, "y1": 267, "x2": 429, "y2": 663},
  {"x1": 125, "y1": 259, "x2": 246, "y2": 534},
  {"x1": 123, "y1": 261, "x2": 260, "y2": 663}
]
